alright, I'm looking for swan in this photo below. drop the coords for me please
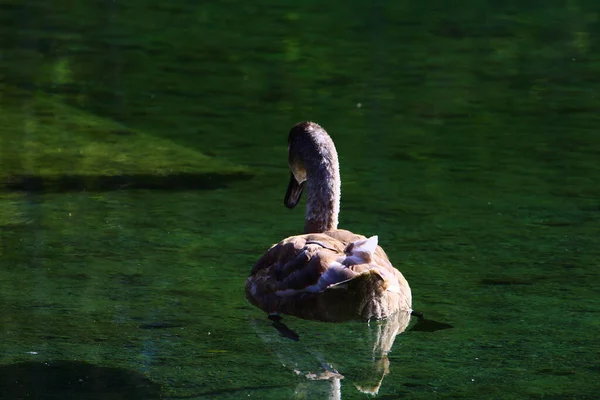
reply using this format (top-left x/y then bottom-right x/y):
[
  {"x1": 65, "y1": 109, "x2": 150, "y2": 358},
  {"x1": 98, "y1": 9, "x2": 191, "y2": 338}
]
[{"x1": 246, "y1": 121, "x2": 411, "y2": 322}]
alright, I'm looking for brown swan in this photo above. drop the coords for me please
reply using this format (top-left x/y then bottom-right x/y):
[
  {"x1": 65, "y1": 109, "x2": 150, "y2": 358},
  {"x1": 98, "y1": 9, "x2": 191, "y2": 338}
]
[{"x1": 245, "y1": 121, "x2": 412, "y2": 322}]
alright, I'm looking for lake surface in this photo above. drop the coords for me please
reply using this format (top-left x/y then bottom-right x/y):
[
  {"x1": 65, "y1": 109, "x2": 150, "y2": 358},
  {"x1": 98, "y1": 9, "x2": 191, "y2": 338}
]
[{"x1": 1, "y1": 0, "x2": 599, "y2": 398}]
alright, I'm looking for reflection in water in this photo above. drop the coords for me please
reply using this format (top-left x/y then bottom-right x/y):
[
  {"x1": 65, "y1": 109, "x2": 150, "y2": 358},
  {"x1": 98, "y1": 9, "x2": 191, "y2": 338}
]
[
  {"x1": 252, "y1": 311, "x2": 412, "y2": 398},
  {"x1": 409, "y1": 311, "x2": 454, "y2": 333}
]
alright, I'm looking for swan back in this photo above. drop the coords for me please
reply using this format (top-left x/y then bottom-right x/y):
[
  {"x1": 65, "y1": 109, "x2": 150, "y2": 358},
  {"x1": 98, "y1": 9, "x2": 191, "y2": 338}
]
[{"x1": 246, "y1": 229, "x2": 412, "y2": 322}]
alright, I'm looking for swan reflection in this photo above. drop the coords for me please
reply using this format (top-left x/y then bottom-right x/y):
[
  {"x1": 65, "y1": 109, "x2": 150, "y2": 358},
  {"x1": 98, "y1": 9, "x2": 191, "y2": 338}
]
[{"x1": 252, "y1": 310, "x2": 412, "y2": 398}]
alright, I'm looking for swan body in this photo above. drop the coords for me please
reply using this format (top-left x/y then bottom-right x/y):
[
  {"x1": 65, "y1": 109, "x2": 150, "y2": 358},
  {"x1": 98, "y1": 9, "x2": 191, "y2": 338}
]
[{"x1": 246, "y1": 122, "x2": 411, "y2": 321}]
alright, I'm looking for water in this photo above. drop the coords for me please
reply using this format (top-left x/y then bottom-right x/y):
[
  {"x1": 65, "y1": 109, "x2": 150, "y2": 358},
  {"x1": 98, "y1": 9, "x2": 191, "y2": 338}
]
[{"x1": 1, "y1": 0, "x2": 599, "y2": 398}]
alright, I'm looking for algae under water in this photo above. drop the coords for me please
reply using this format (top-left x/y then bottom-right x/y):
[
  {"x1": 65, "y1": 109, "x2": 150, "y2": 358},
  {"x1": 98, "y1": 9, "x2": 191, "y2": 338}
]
[{"x1": 1, "y1": 0, "x2": 599, "y2": 398}]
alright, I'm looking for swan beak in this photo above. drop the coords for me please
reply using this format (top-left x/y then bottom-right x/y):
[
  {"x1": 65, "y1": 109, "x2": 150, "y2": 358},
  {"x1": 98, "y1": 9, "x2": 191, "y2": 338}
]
[{"x1": 284, "y1": 173, "x2": 305, "y2": 208}]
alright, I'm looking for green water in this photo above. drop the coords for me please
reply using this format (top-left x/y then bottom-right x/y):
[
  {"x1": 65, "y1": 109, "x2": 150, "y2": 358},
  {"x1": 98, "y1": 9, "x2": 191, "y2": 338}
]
[{"x1": 1, "y1": 0, "x2": 599, "y2": 398}]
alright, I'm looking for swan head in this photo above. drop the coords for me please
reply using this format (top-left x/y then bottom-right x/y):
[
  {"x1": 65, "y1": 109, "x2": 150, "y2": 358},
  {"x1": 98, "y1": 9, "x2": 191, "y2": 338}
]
[
  {"x1": 283, "y1": 121, "x2": 341, "y2": 233},
  {"x1": 284, "y1": 121, "x2": 333, "y2": 208},
  {"x1": 284, "y1": 124, "x2": 308, "y2": 209}
]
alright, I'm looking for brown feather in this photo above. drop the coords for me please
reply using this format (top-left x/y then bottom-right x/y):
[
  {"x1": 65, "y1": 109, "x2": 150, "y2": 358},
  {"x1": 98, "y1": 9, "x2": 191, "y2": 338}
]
[{"x1": 246, "y1": 229, "x2": 412, "y2": 322}]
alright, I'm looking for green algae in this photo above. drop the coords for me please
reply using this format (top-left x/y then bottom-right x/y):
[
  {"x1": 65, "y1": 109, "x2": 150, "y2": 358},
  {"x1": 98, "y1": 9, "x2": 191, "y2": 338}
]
[
  {"x1": 0, "y1": 85, "x2": 252, "y2": 193},
  {"x1": 0, "y1": 194, "x2": 28, "y2": 228}
]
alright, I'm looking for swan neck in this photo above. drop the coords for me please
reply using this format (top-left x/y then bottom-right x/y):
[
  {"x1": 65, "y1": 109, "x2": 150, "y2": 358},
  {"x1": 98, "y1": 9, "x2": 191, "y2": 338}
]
[{"x1": 303, "y1": 155, "x2": 340, "y2": 233}]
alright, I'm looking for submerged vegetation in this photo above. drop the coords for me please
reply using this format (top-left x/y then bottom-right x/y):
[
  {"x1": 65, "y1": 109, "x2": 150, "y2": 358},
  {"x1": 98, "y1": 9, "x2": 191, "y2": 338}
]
[{"x1": 0, "y1": 85, "x2": 251, "y2": 195}]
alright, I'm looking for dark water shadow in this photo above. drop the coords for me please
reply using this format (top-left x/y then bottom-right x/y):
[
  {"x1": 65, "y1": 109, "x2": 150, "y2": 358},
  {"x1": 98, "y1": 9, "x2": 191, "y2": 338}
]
[
  {"x1": 3, "y1": 172, "x2": 253, "y2": 193},
  {"x1": 408, "y1": 311, "x2": 454, "y2": 333},
  {"x1": 271, "y1": 311, "x2": 453, "y2": 340},
  {"x1": 0, "y1": 360, "x2": 161, "y2": 400},
  {"x1": 269, "y1": 315, "x2": 300, "y2": 341}
]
